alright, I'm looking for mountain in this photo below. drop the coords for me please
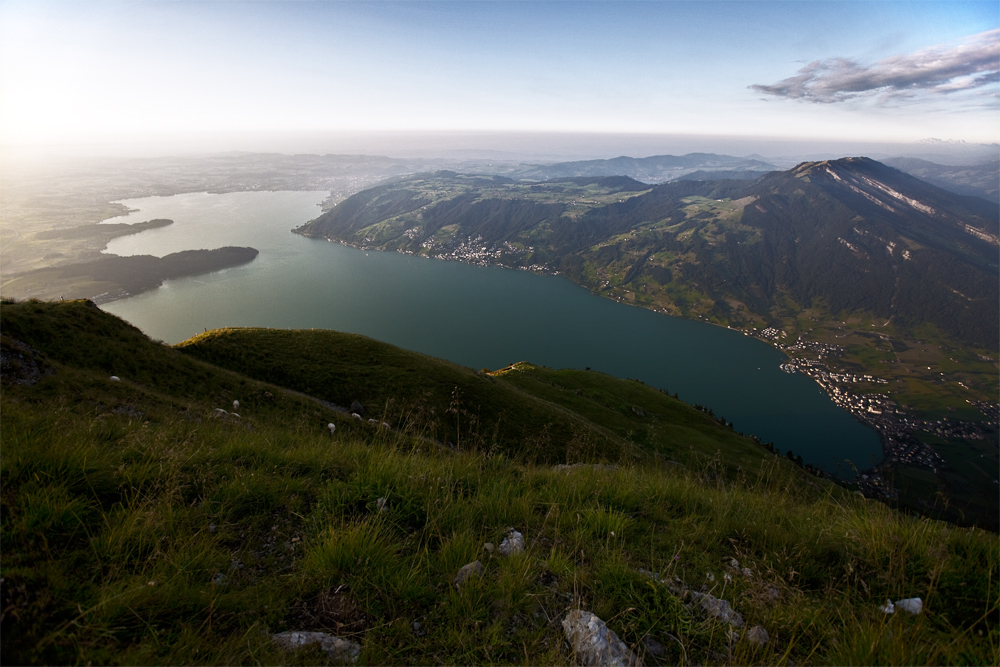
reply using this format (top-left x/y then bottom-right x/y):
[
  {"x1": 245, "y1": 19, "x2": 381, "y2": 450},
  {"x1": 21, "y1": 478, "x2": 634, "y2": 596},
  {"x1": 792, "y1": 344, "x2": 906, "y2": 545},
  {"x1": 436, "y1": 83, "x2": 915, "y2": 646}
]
[
  {"x1": 882, "y1": 157, "x2": 999, "y2": 203},
  {"x1": 293, "y1": 158, "x2": 1000, "y2": 524},
  {"x1": 505, "y1": 153, "x2": 777, "y2": 182},
  {"x1": 296, "y1": 158, "x2": 998, "y2": 348},
  {"x1": 727, "y1": 158, "x2": 998, "y2": 345},
  {"x1": 1, "y1": 299, "x2": 996, "y2": 665}
]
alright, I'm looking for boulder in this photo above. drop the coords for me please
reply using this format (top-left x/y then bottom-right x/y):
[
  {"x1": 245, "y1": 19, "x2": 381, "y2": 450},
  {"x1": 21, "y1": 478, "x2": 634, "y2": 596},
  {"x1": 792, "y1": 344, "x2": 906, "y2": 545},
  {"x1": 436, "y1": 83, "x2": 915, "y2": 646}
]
[
  {"x1": 271, "y1": 631, "x2": 361, "y2": 664},
  {"x1": 561, "y1": 610, "x2": 642, "y2": 667}
]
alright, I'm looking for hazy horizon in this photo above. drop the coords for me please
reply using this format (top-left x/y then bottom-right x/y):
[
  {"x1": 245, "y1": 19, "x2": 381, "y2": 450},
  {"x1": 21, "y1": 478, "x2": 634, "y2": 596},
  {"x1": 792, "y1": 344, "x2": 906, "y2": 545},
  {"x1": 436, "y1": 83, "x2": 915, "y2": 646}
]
[
  {"x1": 2, "y1": 0, "x2": 997, "y2": 160},
  {"x1": 2, "y1": 131, "x2": 998, "y2": 168}
]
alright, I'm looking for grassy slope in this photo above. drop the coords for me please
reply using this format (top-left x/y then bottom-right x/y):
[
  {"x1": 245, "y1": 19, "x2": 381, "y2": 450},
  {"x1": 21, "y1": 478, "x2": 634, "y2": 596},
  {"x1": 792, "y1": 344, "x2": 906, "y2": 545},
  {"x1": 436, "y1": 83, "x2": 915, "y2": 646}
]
[
  {"x1": 175, "y1": 327, "x2": 779, "y2": 474},
  {"x1": 2, "y1": 301, "x2": 997, "y2": 666}
]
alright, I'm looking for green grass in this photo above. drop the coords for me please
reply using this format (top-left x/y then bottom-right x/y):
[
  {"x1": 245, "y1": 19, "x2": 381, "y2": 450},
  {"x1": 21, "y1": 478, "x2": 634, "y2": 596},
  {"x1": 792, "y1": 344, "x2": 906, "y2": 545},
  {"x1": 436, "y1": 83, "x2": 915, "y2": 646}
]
[
  {"x1": 2, "y1": 300, "x2": 998, "y2": 665},
  {"x1": 175, "y1": 327, "x2": 792, "y2": 477}
]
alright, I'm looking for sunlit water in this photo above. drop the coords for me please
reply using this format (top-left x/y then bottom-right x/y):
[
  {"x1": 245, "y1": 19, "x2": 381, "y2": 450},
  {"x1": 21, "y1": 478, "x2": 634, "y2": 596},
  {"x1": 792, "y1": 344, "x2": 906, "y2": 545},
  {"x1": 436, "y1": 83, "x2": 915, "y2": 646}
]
[{"x1": 102, "y1": 190, "x2": 882, "y2": 474}]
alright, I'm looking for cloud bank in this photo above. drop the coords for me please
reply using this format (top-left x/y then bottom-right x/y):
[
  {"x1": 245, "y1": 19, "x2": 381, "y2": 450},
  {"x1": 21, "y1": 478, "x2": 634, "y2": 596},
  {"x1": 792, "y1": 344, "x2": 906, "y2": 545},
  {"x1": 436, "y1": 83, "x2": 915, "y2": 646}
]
[{"x1": 751, "y1": 29, "x2": 1000, "y2": 104}]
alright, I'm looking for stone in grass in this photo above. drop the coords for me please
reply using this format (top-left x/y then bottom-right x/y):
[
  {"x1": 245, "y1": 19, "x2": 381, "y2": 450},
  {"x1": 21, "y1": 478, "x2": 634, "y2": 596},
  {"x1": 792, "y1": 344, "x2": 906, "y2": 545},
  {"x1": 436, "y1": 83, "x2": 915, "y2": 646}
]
[
  {"x1": 691, "y1": 591, "x2": 745, "y2": 628},
  {"x1": 562, "y1": 610, "x2": 643, "y2": 667},
  {"x1": 453, "y1": 560, "x2": 484, "y2": 588},
  {"x1": 882, "y1": 597, "x2": 923, "y2": 615},
  {"x1": 747, "y1": 625, "x2": 769, "y2": 647},
  {"x1": 641, "y1": 634, "x2": 665, "y2": 658},
  {"x1": 498, "y1": 529, "x2": 524, "y2": 556},
  {"x1": 271, "y1": 631, "x2": 361, "y2": 665}
]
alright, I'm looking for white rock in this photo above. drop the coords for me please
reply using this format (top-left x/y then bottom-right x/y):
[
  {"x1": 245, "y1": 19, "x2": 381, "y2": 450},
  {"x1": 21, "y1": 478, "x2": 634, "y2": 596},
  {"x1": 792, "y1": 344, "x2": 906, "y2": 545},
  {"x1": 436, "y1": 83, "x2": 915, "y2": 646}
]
[
  {"x1": 351, "y1": 413, "x2": 362, "y2": 420},
  {"x1": 233, "y1": 400, "x2": 239, "y2": 411},
  {"x1": 109, "y1": 376, "x2": 121, "y2": 382},
  {"x1": 562, "y1": 610, "x2": 642, "y2": 667},
  {"x1": 498, "y1": 529, "x2": 524, "y2": 556},
  {"x1": 328, "y1": 423, "x2": 336, "y2": 434},
  {"x1": 895, "y1": 597, "x2": 922, "y2": 615},
  {"x1": 880, "y1": 599, "x2": 895, "y2": 614},
  {"x1": 271, "y1": 631, "x2": 361, "y2": 664}
]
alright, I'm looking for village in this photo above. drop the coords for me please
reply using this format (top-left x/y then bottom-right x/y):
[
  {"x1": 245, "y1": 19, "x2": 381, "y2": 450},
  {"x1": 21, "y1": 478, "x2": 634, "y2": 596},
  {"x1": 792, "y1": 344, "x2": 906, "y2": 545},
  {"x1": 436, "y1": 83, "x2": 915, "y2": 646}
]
[{"x1": 745, "y1": 329, "x2": 999, "y2": 479}]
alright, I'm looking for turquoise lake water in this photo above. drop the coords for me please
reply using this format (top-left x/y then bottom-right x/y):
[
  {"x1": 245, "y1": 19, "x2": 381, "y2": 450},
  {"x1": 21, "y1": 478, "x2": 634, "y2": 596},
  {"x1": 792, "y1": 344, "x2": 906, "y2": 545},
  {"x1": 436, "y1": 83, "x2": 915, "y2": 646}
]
[{"x1": 102, "y1": 190, "x2": 882, "y2": 474}]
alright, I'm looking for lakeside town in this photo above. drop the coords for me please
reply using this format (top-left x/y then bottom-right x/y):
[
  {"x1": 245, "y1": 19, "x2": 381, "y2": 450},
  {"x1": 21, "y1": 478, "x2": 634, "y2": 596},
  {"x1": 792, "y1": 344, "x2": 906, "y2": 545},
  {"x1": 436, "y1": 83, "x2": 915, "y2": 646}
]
[{"x1": 743, "y1": 328, "x2": 999, "y2": 497}]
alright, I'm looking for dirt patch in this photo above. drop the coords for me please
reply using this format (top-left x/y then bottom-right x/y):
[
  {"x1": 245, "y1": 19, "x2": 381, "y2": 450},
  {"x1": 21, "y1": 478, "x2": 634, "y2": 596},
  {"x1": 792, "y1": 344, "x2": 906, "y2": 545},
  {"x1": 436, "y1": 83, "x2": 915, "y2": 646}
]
[{"x1": 288, "y1": 585, "x2": 367, "y2": 637}]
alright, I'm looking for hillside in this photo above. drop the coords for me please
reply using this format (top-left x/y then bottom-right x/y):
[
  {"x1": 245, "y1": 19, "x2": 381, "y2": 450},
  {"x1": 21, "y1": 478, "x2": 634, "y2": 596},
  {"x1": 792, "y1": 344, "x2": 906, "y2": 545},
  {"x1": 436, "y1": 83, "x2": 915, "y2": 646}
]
[
  {"x1": 293, "y1": 161, "x2": 1000, "y2": 529},
  {"x1": 884, "y1": 157, "x2": 999, "y2": 203},
  {"x1": 1, "y1": 299, "x2": 996, "y2": 666},
  {"x1": 295, "y1": 160, "x2": 998, "y2": 349},
  {"x1": 176, "y1": 327, "x2": 779, "y2": 474}
]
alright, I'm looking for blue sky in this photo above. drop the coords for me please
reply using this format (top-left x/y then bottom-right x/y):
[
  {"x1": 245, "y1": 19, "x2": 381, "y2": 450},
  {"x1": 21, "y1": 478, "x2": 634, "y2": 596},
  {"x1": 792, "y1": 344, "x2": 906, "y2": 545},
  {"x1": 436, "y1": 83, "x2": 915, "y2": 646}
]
[{"x1": 1, "y1": 1, "x2": 997, "y2": 150}]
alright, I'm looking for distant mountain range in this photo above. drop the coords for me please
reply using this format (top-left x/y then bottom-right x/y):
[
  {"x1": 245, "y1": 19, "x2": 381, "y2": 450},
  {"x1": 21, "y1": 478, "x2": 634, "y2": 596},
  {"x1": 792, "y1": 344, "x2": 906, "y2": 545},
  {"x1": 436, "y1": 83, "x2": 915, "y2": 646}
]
[
  {"x1": 500, "y1": 153, "x2": 778, "y2": 183},
  {"x1": 296, "y1": 157, "x2": 998, "y2": 348}
]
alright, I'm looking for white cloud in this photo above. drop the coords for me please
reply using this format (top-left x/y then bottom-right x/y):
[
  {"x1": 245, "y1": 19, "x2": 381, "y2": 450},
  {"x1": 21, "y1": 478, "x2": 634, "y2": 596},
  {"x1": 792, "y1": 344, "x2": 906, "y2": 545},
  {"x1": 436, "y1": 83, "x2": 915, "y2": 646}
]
[{"x1": 751, "y1": 29, "x2": 1000, "y2": 105}]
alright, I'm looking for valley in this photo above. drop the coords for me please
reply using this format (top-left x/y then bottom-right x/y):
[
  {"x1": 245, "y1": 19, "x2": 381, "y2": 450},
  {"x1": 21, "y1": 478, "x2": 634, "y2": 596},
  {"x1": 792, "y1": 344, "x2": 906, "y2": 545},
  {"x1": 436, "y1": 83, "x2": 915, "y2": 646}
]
[
  {"x1": 293, "y1": 160, "x2": 999, "y2": 527},
  {"x1": 1, "y1": 151, "x2": 996, "y2": 528}
]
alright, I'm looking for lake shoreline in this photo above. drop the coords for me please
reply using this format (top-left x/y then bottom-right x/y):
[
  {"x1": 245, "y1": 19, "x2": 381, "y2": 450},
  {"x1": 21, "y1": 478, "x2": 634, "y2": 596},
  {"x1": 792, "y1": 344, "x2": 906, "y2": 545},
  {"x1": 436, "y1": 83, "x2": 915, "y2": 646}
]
[
  {"x1": 99, "y1": 189, "x2": 884, "y2": 477},
  {"x1": 298, "y1": 228, "x2": 891, "y2": 475}
]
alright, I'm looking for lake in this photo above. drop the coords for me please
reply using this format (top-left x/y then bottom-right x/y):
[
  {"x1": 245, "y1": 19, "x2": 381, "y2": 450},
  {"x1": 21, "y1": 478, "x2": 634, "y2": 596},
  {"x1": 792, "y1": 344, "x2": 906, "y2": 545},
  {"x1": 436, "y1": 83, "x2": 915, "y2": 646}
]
[{"x1": 102, "y1": 190, "x2": 882, "y2": 474}]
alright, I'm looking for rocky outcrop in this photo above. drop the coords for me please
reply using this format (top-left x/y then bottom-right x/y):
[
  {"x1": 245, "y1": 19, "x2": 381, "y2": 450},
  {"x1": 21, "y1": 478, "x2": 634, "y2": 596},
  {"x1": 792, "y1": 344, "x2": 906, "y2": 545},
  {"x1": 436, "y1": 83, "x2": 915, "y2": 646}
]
[
  {"x1": 271, "y1": 630, "x2": 361, "y2": 664},
  {"x1": 562, "y1": 610, "x2": 642, "y2": 667}
]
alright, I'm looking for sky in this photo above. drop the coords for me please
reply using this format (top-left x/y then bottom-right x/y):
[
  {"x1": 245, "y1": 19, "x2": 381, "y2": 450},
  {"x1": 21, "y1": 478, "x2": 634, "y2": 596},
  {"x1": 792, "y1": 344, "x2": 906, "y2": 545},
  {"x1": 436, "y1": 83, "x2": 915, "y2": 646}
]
[{"x1": 0, "y1": 0, "x2": 997, "y2": 155}]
